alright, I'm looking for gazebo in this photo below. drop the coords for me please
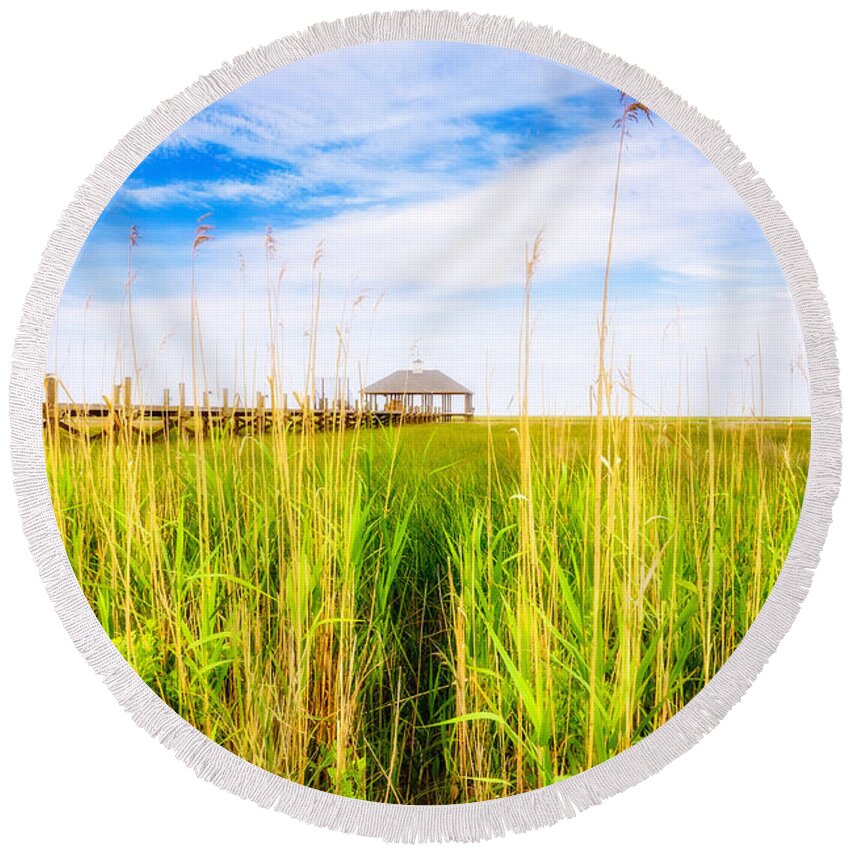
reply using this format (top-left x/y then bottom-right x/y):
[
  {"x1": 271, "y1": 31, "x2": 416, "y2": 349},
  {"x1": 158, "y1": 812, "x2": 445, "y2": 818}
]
[{"x1": 363, "y1": 359, "x2": 474, "y2": 420}]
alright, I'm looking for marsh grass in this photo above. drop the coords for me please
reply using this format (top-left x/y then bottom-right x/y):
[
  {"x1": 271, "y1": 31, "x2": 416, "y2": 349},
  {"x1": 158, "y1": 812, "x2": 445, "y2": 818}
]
[{"x1": 46, "y1": 410, "x2": 809, "y2": 802}]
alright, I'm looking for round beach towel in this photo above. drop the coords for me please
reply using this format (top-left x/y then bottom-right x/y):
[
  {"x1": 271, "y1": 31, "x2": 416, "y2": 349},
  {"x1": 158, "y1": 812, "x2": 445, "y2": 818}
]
[{"x1": 10, "y1": 11, "x2": 839, "y2": 842}]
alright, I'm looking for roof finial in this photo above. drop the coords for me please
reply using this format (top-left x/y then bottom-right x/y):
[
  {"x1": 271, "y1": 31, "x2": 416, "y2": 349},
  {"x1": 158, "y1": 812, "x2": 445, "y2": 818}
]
[{"x1": 410, "y1": 340, "x2": 424, "y2": 374}]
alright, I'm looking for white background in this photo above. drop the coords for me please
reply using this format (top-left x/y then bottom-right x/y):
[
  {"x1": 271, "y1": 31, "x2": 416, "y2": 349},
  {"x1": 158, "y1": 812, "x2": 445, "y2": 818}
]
[{"x1": 1, "y1": 2, "x2": 847, "y2": 847}]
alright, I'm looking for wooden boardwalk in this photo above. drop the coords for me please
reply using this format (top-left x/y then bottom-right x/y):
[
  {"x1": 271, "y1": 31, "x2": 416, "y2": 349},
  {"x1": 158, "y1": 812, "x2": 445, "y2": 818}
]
[{"x1": 42, "y1": 376, "x2": 465, "y2": 440}]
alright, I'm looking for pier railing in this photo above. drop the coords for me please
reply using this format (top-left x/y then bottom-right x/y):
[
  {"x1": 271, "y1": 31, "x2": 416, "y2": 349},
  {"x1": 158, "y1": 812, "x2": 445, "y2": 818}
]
[{"x1": 42, "y1": 375, "x2": 458, "y2": 440}]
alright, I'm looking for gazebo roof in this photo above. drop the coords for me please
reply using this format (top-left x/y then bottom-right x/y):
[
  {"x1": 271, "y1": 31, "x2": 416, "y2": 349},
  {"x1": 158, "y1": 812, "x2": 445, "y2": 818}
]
[{"x1": 364, "y1": 369, "x2": 472, "y2": 395}]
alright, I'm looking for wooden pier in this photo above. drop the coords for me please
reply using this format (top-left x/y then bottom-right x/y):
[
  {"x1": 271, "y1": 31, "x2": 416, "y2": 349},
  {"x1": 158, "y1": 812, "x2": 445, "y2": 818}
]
[{"x1": 42, "y1": 375, "x2": 464, "y2": 440}]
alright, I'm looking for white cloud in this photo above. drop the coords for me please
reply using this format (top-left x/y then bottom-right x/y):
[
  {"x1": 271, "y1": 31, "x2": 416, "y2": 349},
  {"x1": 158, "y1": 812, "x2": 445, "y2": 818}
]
[
  {"x1": 165, "y1": 42, "x2": 603, "y2": 162},
  {"x1": 125, "y1": 43, "x2": 607, "y2": 214},
  {"x1": 195, "y1": 125, "x2": 778, "y2": 294}
]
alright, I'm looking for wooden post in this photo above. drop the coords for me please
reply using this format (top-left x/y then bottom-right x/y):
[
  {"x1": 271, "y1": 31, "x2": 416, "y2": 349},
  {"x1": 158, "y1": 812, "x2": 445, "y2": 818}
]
[
  {"x1": 201, "y1": 390, "x2": 211, "y2": 434},
  {"x1": 44, "y1": 374, "x2": 58, "y2": 438},
  {"x1": 163, "y1": 388, "x2": 171, "y2": 408},
  {"x1": 256, "y1": 391, "x2": 265, "y2": 434},
  {"x1": 122, "y1": 377, "x2": 132, "y2": 411}
]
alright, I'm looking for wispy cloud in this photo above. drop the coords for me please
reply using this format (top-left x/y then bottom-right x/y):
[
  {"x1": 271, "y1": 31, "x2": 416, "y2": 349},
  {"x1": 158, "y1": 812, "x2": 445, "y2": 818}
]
[
  {"x1": 195, "y1": 124, "x2": 778, "y2": 296},
  {"x1": 163, "y1": 42, "x2": 604, "y2": 160},
  {"x1": 117, "y1": 43, "x2": 607, "y2": 219}
]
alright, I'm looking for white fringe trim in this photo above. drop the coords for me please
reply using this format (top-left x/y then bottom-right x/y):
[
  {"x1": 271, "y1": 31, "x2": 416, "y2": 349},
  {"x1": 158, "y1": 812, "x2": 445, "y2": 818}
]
[{"x1": 8, "y1": 10, "x2": 841, "y2": 843}]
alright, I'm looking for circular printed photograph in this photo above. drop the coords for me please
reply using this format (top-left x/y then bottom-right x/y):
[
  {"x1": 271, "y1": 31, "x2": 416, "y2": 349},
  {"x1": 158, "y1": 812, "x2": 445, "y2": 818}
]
[{"x1": 43, "y1": 41, "x2": 809, "y2": 805}]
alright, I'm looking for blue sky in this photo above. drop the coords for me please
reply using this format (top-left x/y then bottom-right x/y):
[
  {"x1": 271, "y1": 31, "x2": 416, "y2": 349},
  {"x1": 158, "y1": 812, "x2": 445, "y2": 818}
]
[{"x1": 50, "y1": 41, "x2": 808, "y2": 416}]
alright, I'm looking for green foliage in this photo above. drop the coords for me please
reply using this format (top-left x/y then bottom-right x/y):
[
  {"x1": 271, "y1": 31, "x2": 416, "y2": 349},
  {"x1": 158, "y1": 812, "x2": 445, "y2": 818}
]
[{"x1": 45, "y1": 416, "x2": 809, "y2": 803}]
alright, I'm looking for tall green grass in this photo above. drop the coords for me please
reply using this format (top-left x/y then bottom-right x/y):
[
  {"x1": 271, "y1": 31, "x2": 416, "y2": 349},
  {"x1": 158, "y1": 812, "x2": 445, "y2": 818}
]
[{"x1": 46, "y1": 413, "x2": 809, "y2": 803}]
